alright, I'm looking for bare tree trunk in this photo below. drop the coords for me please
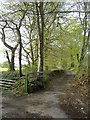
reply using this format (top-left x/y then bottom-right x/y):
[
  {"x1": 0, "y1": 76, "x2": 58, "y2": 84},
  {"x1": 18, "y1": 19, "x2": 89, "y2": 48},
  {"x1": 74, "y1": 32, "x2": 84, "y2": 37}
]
[
  {"x1": 17, "y1": 28, "x2": 22, "y2": 77},
  {"x1": 11, "y1": 50, "x2": 15, "y2": 71},
  {"x1": 78, "y1": 2, "x2": 88, "y2": 69},
  {"x1": 45, "y1": 38, "x2": 49, "y2": 70},
  {"x1": 88, "y1": 2, "x2": 90, "y2": 77},
  {"x1": 39, "y1": 2, "x2": 44, "y2": 73},
  {"x1": 5, "y1": 47, "x2": 17, "y2": 71},
  {"x1": 6, "y1": 51, "x2": 11, "y2": 70},
  {"x1": 2, "y1": 26, "x2": 18, "y2": 71},
  {"x1": 36, "y1": 2, "x2": 44, "y2": 82},
  {"x1": 35, "y1": 38, "x2": 39, "y2": 64},
  {"x1": 30, "y1": 42, "x2": 35, "y2": 65}
]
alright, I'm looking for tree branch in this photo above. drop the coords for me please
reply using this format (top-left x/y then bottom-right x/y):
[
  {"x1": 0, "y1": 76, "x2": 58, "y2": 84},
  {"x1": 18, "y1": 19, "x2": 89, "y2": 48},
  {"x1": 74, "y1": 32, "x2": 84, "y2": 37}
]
[{"x1": 2, "y1": 27, "x2": 13, "y2": 50}]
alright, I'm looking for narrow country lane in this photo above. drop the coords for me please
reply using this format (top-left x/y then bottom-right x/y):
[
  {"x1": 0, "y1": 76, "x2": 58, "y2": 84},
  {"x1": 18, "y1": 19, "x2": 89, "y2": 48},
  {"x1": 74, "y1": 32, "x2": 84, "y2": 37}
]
[{"x1": 2, "y1": 73, "x2": 73, "y2": 119}]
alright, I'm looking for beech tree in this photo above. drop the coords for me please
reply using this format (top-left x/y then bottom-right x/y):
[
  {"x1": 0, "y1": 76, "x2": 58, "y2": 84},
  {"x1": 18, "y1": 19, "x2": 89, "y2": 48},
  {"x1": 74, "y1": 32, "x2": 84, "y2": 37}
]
[
  {"x1": 0, "y1": 20, "x2": 18, "y2": 71},
  {"x1": 35, "y1": 2, "x2": 44, "y2": 81},
  {"x1": 77, "y1": 2, "x2": 89, "y2": 69},
  {"x1": 0, "y1": 2, "x2": 28, "y2": 76}
]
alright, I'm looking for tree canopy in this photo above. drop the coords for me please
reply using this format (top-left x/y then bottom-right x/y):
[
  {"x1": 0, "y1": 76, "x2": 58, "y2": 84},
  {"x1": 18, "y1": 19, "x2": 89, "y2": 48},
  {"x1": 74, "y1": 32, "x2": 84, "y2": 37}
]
[{"x1": 0, "y1": 1, "x2": 89, "y2": 77}]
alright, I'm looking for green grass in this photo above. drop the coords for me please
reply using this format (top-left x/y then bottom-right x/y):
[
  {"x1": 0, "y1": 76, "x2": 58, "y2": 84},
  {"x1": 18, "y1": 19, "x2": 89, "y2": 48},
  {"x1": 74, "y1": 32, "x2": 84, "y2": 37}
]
[
  {"x1": 0, "y1": 67, "x2": 19, "y2": 72},
  {"x1": 0, "y1": 68, "x2": 8, "y2": 72}
]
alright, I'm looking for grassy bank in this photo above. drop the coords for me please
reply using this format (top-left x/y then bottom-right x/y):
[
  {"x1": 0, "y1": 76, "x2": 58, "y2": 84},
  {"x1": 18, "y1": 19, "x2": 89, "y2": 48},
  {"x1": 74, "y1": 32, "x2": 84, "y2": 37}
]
[{"x1": 0, "y1": 68, "x2": 8, "y2": 72}]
